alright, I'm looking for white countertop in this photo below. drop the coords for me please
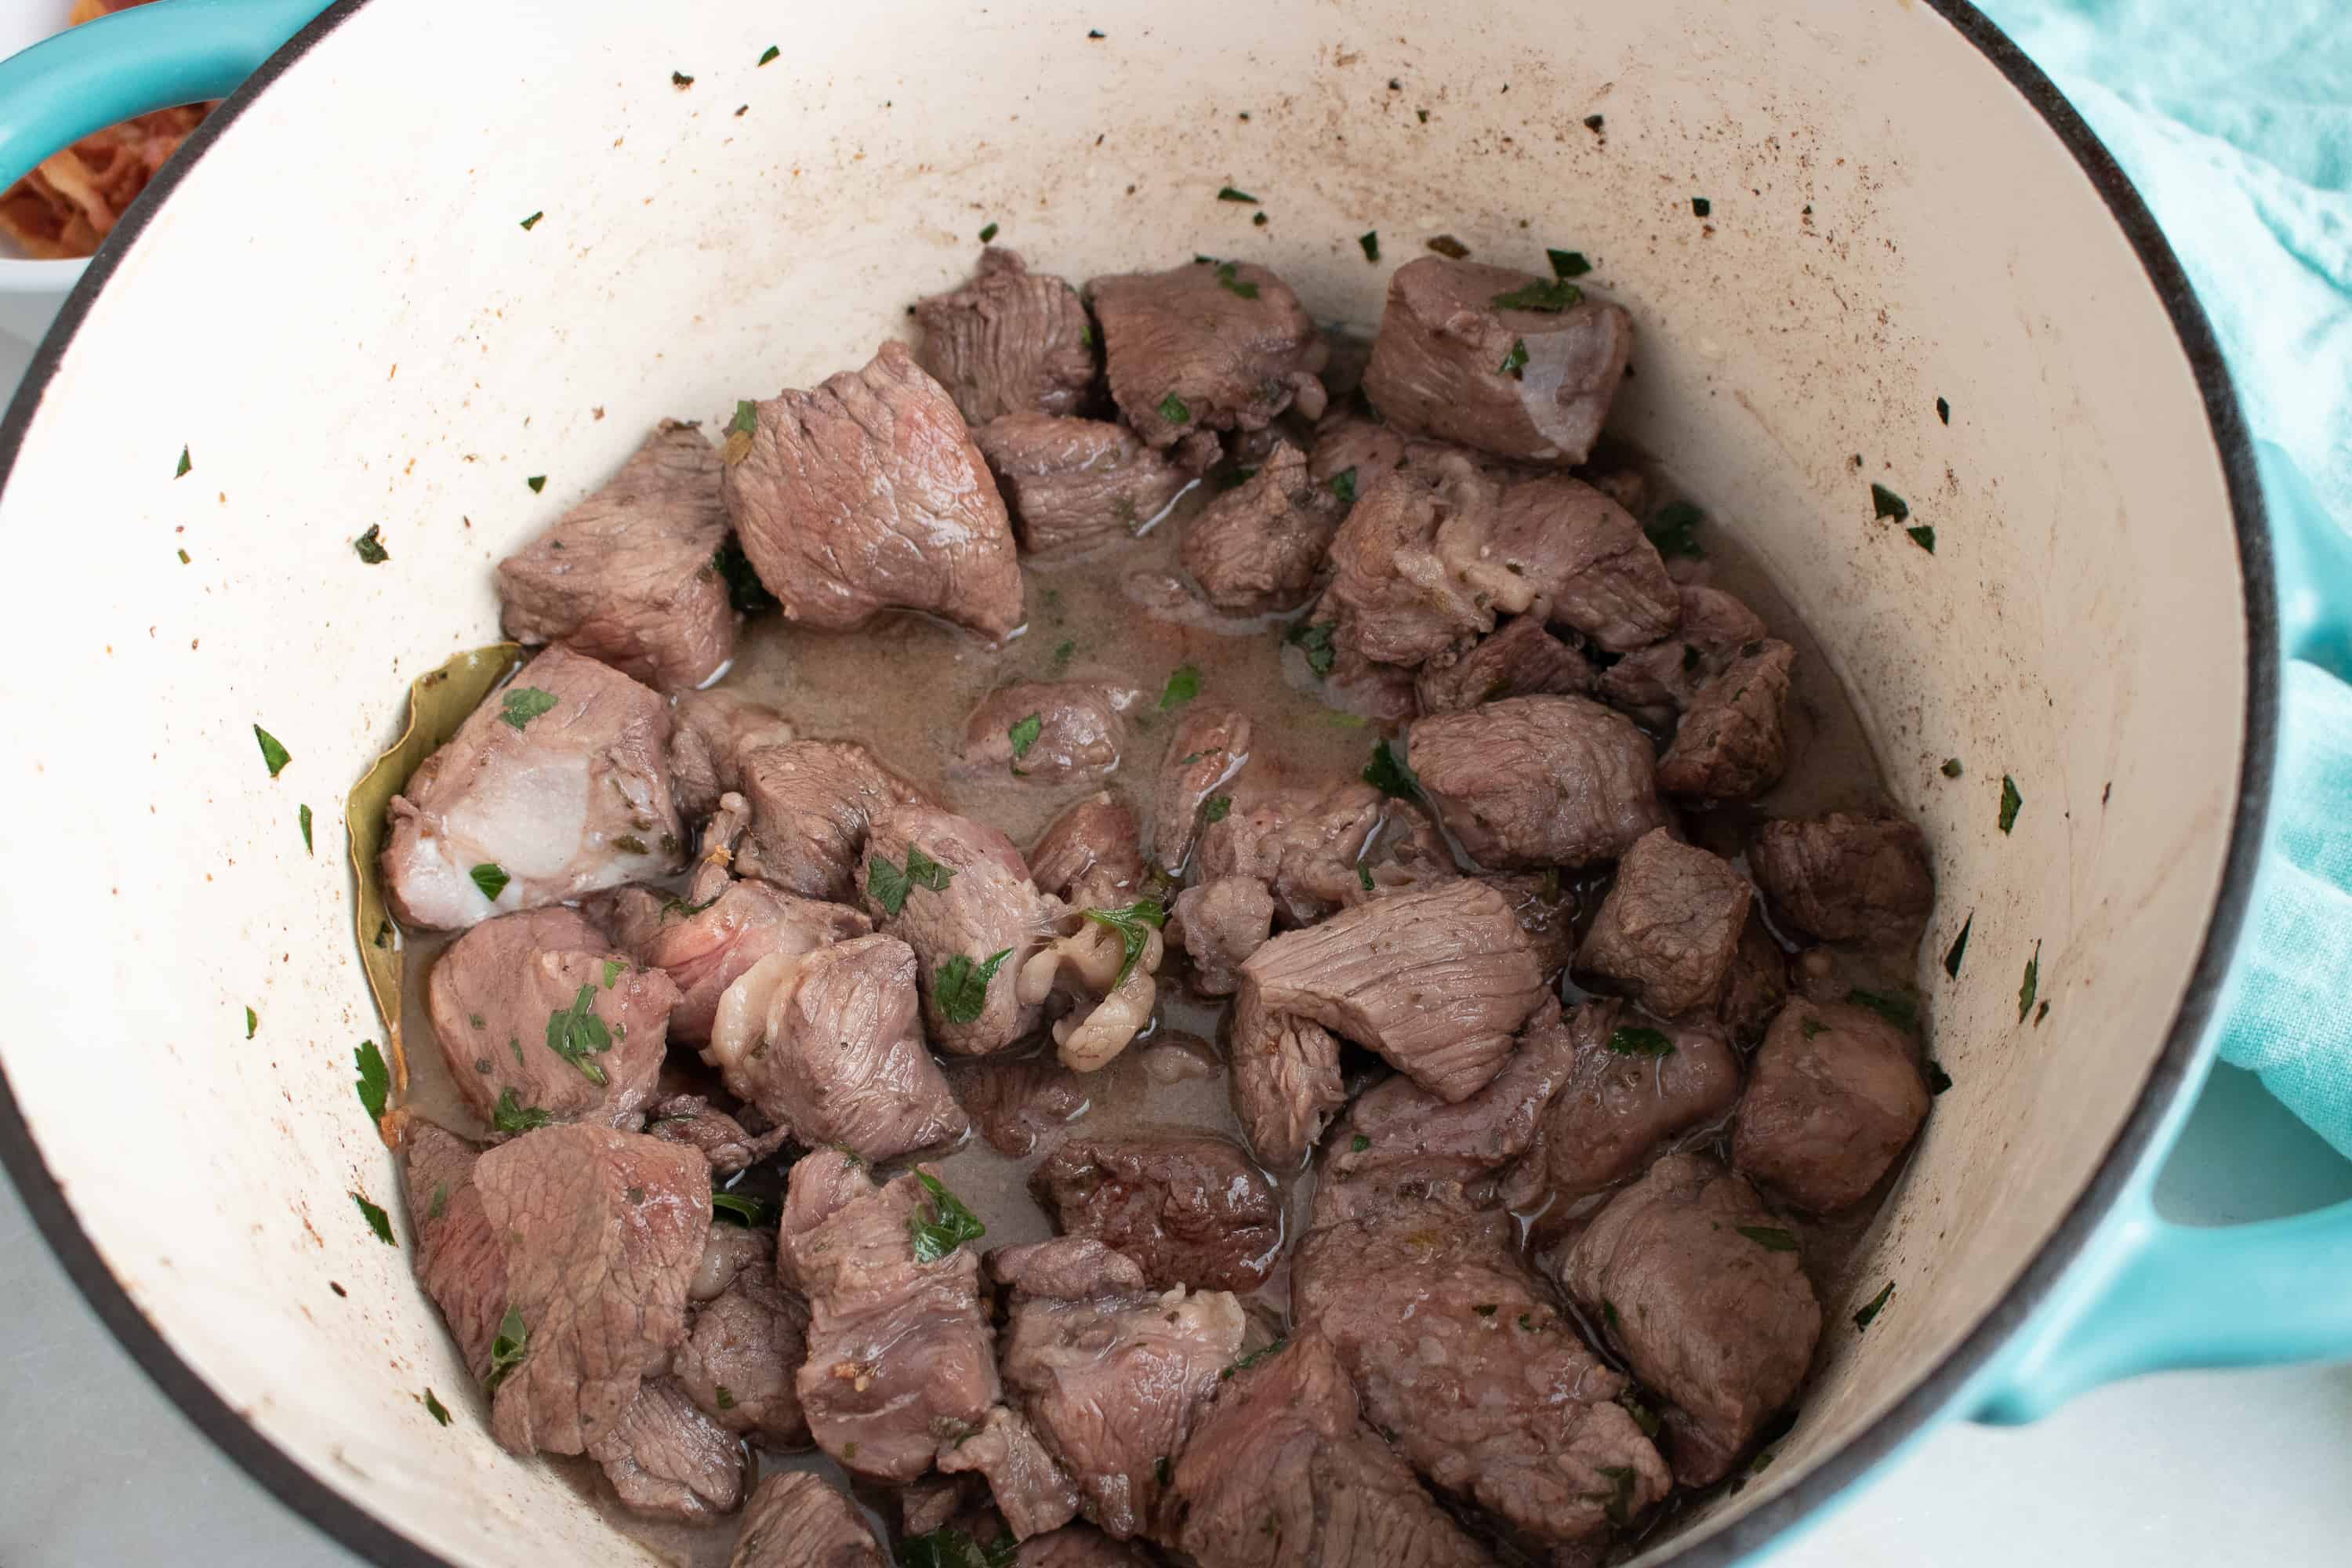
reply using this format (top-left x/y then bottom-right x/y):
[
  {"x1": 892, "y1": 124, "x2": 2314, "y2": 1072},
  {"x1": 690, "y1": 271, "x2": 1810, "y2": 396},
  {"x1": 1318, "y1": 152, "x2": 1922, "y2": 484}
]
[{"x1": 3, "y1": 314, "x2": 2347, "y2": 1565}]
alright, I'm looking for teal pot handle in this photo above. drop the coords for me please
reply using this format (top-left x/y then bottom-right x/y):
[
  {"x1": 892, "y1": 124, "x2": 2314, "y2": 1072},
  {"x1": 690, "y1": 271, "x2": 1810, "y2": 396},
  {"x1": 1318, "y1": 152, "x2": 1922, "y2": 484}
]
[
  {"x1": 1977, "y1": 441, "x2": 2352, "y2": 1424},
  {"x1": 0, "y1": 0, "x2": 331, "y2": 191}
]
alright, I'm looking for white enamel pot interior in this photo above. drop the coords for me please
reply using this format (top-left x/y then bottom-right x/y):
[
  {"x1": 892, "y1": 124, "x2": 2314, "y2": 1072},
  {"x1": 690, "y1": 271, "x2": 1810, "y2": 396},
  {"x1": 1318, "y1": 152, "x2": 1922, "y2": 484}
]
[{"x1": 0, "y1": 2, "x2": 2270, "y2": 1565}]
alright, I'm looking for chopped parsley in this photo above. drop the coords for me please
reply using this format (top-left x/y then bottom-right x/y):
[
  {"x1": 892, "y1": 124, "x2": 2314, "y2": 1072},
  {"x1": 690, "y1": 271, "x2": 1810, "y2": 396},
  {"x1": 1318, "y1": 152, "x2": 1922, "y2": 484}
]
[
  {"x1": 1351, "y1": 1134, "x2": 1370, "y2": 1153},
  {"x1": 1490, "y1": 278, "x2": 1582, "y2": 312},
  {"x1": 869, "y1": 845, "x2": 955, "y2": 915},
  {"x1": 1999, "y1": 775, "x2": 2024, "y2": 833},
  {"x1": 1203, "y1": 794, "x2": 1233, "y2": 824},
  {"x1": 1944, "y1": 914, "x2": 1973, "y2": 978},
  {"x1": 714, "y1": 1385, "x2": 737, "y2": 1410},
  {"x1": 1497, "y1": 338, "x2": 1529, "y2": 377},
  {"x1": 1621, "y1": 1392, "x2": 1661, "y2": 1438},
  {"x1": 176, "y1": 549, "x2": 190, "y2": 564},
  {"x1": 245, "y1": 1007, "x2": 258, "y2": 1040},
  {"x1": 1329, "y1": 465, "x2": 1358, "y2": 504},
  {"x1": 1548, "y1": 248, "x2": 1592, "y2": 278},
  {"x1": 470, "y1": 862, "x2": 511, "y2": 902},
  {"x1": 518, "y1": 211, "x2": 543, "y2": 230},
  {"x1": 1160, "y1": 662, "x2": 1202, "y2": 710},
  {"x1": 423, "y1": 1388, "x2": 451, "y2": 1426},
  {"x1": 1936, "y1": 395, "x2": 1951, "y2": 425},
  {"x1": 1926, "y1": 1060, "x2": 1954, "y2": 1094},
  {"x1": 253, "y1": 725, "x2": 292, "y2": 778},
  {"x1": 978, "y1": 221, "x2": 999, "y2": 242},
  {"x1": 1425, "y1": 233, "x2": 1467, "y2": 257},
  {"x1": 354, "y1": 524, "x2": 390, "y2": 564},
  {"x1": 1157, "y1": 391, "x2": 1192, "y2": 425},
  {"x1": 1595, "y1": 1464, "x2": 1639, "y2": 1526},
  {"x1": 602, "y1": 959, "x2": 626, "y2": 988},
  {"x1": 1356, "y1": 863, "x2": 1374, "y2": 891},
  {"x1": 908, "y1": 1171, "x2": 986, "y2": 1261},
  {"x1": 1214, "y1": 260, "x2": 1260, "y2": 299},
  {"x1": 1359, "y1": 230, "x2": 1380, "y2": 262},
  {"x1": 1007, "y1": 711, "x2": 1044, "y2": 761},
  {"x1": 1474, "y1": 1304, "x2": 1498, "y2": 1318},
  {"x1": 1800, "y1": 1018, "x2": 1830, "y2": 1040},
  {"x1": 1223, "y1": 1338, "x2": 1287, "y2": 1378},
  {"x1": 1691, "y1": 196, "x2": 1711, "y2": 217},
  {"x1": 353, "y1": 1192, "x2": 394, "y2": 1245},
  {"x1": 1602, "y1": 1300, "x2": 1621, "y2": 1330},
  {"x1": 1606, "y1": 1026, "x2": 1675, "y2": 1057},
  {"x1": 1907, "y1": 524, "x2": 1936, "y2": 553},
  {"x1": 1846, "y1": 987, "x2": 1918, "y2": 1030},
  {"x1": 299, "y1": 803, "x2": 314, "y2": 853},
  {"x1": 1080, "y1": 898, "x2": 1167, "y2": 986},
  {"x1": 1853, "y1": 1281, "x2": 1895, "y2": 1331},
  {"x1": 492, "y1": 1089, "x2": 550, "y2": 1134},
  {"x1": 428, "y1": 1182, "x2": 448, "y2": 1219},
  {"x1": 897, "y1": 1524, "x2": 1017, "y2": 1568},
  {"x1": 2018, "y1": 938, "x2": 2042, "y2": 1023},
  {"x1": 662, "y1": 891, "x2": 721, "y2": 920},
  {"x1": 711, "y1": 1191, "x2": 775, "y2": 1227},
  {"x1": 1155, "y1": 1456, "x2": 1172, "y2": 1486},
  {"x1": 1362, "y1": 738, "x2": 1418, "y2": 799},
  {"x1": 1736, "y1": 1225, "x2": 1798, "y2": 1253},
  {"x1": 671, "y1": 70, "x2": 694, "y2": 87},
  {"x1": 544, "y1": 983, "x2": 613, "y2": 1085},
  {"x1": 1646, "y1": 499, "x2": 1705, "y2": 558},
  {"x1": 1052, "y1": 638, "x2": 1075, "y2": 666},
  {"x1": 713, "y1": 536, "x2": 780, "y2": 615},
  {"x1": 758, "y1": 44, "x2": 779, "y2": 65},
  {"x1": 1869, "y1": 482, "x2": 1909, "y2": 522},
  {"x1": 499, "y1": 686, "x2": 559, "y2": 731},
  {"x1": 524, "y1": 474, "x2": 547, "y2": 494},
  {"x1": 1287, "y1": 619, "x2": 1337, "y2": 677},
  {"x1": 936, "y1": 948, "x2": 1014, "y2": 1023},
  {"x1": 484, "y1": 1306, "x2": 528, "y2": 1392},
  {"x1": 1216, "y1": 186, "x2": 1258, "y2": 203},
  {"x1": 1941, "y1": 757, "x2": 1964, "y2": 778},
  {"x1": 354, "y1": 1040, "x2": 390, "y2": 1121},
  {"x1": 174, "y1": 445, "x2": 191, "y2": 477}
]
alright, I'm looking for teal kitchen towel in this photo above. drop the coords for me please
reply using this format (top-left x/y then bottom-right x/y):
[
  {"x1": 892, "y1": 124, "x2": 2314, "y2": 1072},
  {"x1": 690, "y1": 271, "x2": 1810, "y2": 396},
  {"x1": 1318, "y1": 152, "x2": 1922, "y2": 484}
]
[{"x1": 1983, "y1": 0, "x2": 2352, "y2": 1156}]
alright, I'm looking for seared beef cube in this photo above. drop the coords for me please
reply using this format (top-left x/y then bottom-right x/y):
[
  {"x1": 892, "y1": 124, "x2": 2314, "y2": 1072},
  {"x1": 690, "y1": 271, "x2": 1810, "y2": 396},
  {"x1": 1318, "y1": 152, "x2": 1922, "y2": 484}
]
[
  {"x1": 995, "y1": 1236, "x2": 1246, "y2": 1539},
  {"x1": 947, "y1": 1053, "x2": 1093, "y2": 1157},
  {"x1": 496, "y1": 421, "x2": 735, "y2": 693},
  {"x1": 1294, "y1": 1183, "x2": 1671, "y2": 1545},
  {"x1": 915, "y1": 249, "x2": 1097, "y2": 426},
  {"x1": 1719, "y1": 911, "x2": 1792, "y2": 1046},
  {"x1": 668, "y1": 689, "x2": 796, "y2": 818},
  {"x1": 1487, "y1": 476, "x2": 1680, "y2": 652},
  {"x1": 1362, "y1": 256, "x2": 1634, "y2": 466},
  {"x1": 1323, "y1": 1006, "x2": 1574, "y2": 1186},
  {"x1": 384, "y1": 647, "x2": 686, "y2": 930},
  {"x1": 426, "y1": 907, "x2": 681, "y2": 1131},
  {"x1": 1748, "y1": 811, "x2": 1936, "y2": 945},
  {"x1": 1172, "y1": 876, "x2": 1275, "y2": 996},
  {"x1": 1408, "y1": 694, "x2": 1667, "y2": 869},
  {"x1": 957, "y1": 681, "x2": 1142, "y2": 785},
  {"x1": 1225, "y1": 986, "x2": 1348, "y2": 1172},
  {"x1": 1321, "y1": 465, "x2": 1505, "y2": 670},
  {"x1": 1195, "y1": 780, "x2": 1385, "y2": 927},
  {"x1": 1149, "y1": 706, "x2": 1251, "y2": 873},
  {"x1": 1414, "y1": 615, "x2": 1595, "y2": 713},
  {"x1": 402, "y1": 1122, "x2": 710, "y2": 1464},
  {"x1": 1167, "y1": 1332, "x2": 1494, "y2": 1568},
  {"x1": 647, "y1": 1094, "x2": 792, "y2": 1175},
  {"x1": 601, "y1": 872, "x2": 872, "y2": 1045},
  {"x1": 1323, "y1": 635, "x2": 1425, "y2": 724},
  {"x1": 1733, "y1": 998, "x2": 1930, "y2": 1212},
  {"x1": 724, "y1": 340, "x2": 1024, "y2": 640},
  {"x1": 1029, "y1": 790, "x2": 1148, "y2": 909},
  {"x1": 1347, "y1": 800, "x2": 1460, "y2": 904},
  {"x1": 1017, "y1": 1527, "x2": 1158, "y2": 1567},
  {"x1": 1555, "y1": 1152, "x2": 1821, "y2": 1486},
  {"x1": 975, "y1": 413, "x2": 1198, "y2": 556},
  {"x1": 863, "y1": 804, "x2": 1051, "y2": 1055},
  {"x1": 1480, "y1": 871, "x2": 1579, "y2": 979},
  {"x1": 779, "y1": 1151, "x2": 1000, "y2": 1480},
  {"x1": 1657, "y1": 639, "x2": 1795, "y2": 801},
  {"x1": 1238, "y1": 879, "x2": 1544, "y2": 1103},
  {"x1": 1502, "y1": 1000, "x2": 1742, "y2": 1208},
  {"x1": 1181, "y1": 440, "x2": 1342, "y2": 612},
  {"x1": 1576, "y1": 827, "x2": 1755, "y2": 1017},
  {"x1": 673, "y1": 1225, "x2": 811, "y2": 1446},
  {"x1": 729, "y1": 1471, "x2": 888, "y2": 1568},
  {"x1": 1030, "y1": 1134, "x2": 1282, "y2": 1293},
  {"x1": 1597, "y1": 583, "x2": 1769, "y2": 717},
  {"x1": 704, "y1": 934, "x2": 969, "y2": 1163},
  {"x1": 938, "y1": 1406, "x2": 1084, "y2": 1540},
  {"x1": 1087, "y1": 261, "x2": 1330, "y2": 448},
  {"x1": 590, "y1": 1376, "x2": 746, "y2": 1522},
  {"x1": 1308, "y1": 407, "x2": 1409, "y2": 487}
]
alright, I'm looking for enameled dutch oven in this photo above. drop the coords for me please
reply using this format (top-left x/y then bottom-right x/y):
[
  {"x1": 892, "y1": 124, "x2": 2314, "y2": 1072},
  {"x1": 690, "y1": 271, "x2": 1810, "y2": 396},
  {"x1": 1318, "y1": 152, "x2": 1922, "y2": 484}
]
[{"x1": 4, "y1": 2, "x2": 2350, "y2": 1564}]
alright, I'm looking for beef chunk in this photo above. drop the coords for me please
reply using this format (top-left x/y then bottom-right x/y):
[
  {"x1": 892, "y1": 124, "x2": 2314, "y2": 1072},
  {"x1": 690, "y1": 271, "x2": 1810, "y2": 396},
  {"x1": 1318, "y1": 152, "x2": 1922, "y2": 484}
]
[
  {"x1": 1347, "y1": 800, "x2": 1461, "y2": 904},
  {"x1": 1657, "y1": 639, "x2": 1795, "y2": 801},
  {"x1": 1240, "y1": 879, "x2": 1544, "y2": 1103},
  {"x1": 426, "y1": 907, "x2": 681, "y2": 1131},
  {"x1": 1195, "y1": 780, "x2": 1385, "y2": 927},
  {"x1": 496, "y1": 420, "x2": 734, "y2": 693},
  {"x1": 729, "y1": 1471, "x2": 888, "y2": 1568},
  {"x1": 1029, "y1": 791, "x2": 1148, "y2": 909},
  {"x1": 1596, "y1": 584, "x2": 1769, "y2": 717},
  {"x1": 1294, "y1": 1182, "x2": 1670, "y2": 1544},
  {"x1": 1747, "y1": 811, "x2": 1936, "y2": 945},
  {"x1": 1088, "y1": 261, "x2": 1329, "y2": 448},
  {"x1": 1030, "y1": 1134, "x2": 1282, "y2": 1293},
  {"x1": 404, "y1": 1122, "x2": 710, "y2": 1464},
  {"x1": 1167, "y1": 1332, "x2": 1494, "y2": 1568},
  {"x1": 724, "y1": 340, "x2": 1024, "y2": 640},
  {"x1": 1575, "y1": 828, "x2": 1754, "y2": 1017},
  {"x1": 1181, "y1": 440, "x2": 1342, "y2": 612},
  {"x1": 1172, "y1": 876, "x2": 1275, "y2": 996},
  {"x1": 1719, "y1": 911, "x2": 1792, "y2": 1046},
  {"x1": 1414, "y1": 615, "x2": 1595, "y2": 713},
  {"x1": 1322, "y1": 1008, "x2": 1575, "y2": 1187},
  {"x1": 862, "y1": 804, "x2": 1051, "y2": 1055},
  {"x1": 705, "y1": 934, "x2": 969, "y2": 1162},
  {"x1": 1480, "y1": 872, "x2": 1578, "y2": 980},
  {"x1": 1502, "y1": 1000, "x2": 1742, "y2": 1209},
  {"x1": 1362, "y1": 256, "x2": 1634, "y2": 466},
  {"x1": 668, "y1": 688, "x2": 795, "y2": 818},
  {"x1": 915, "y1": 249, "x2": 1097, "y2": 426},
  {"x1": 1321, "y1": 465, "x2": 1504, "y2": 670},
  {"x1": 996, "y1": 1236, "x2": 1247, "y2": 1540},
  {"x1": 1555, "y1": 1152, "x2": 1821, "y2": 1486},
  {"x1": 648, "y1": 1094, "x2": 793, "y2": 1175},
  {"x1": 958, "y1": 681, "x2": 1142, "y2": 785},
  {"x1": 602, "y1": 873, "x2": 872, "y2": 1045},
  {"x1": 384, "y1": 647, "x2": 686, "y2": 930},
  {"x1": 779, "y1": 1152, "x2": 1000, "y2": 1480},
  {"x1": 1308, "y1": 406, "x2": 1410, "y2": 487},
  {"x1": 975, "y1": 413, "x2": 1199, "y2": 555},
  {"x1": 947, "y1": 1053, "x2": 1093, "y2": 1157},
  {"x1": 1732, "y1": 998, "x2": 1930, "y2": 1212},
  {"x1": 590, "y1": 1376, "x2": 746, "y2": 1522},
  {"x1": 938, "y1": 1406, "x2": 1084, "y2": 1540},
  {"x1": 1407, "y1": 694, "x2": 1667, "y2": 869},
  {"x1": 1486, "y1": 476, "x2": 1680, "y2": 652},
  {"x1": 673, "y1": 1226, "x2": 811, "y2": 1446},
  {"x1": 1149, "y1": 707, "x2": 1251, "y2": 873},
  {"x1": 1017, "y1": 1528, "x2": 1157, "y2": 1568},
  {"x1": 992, "y1": 1234, "x2": 1151, "y2": 1299},
  {"x1": 1226, "y1": 986, "x2": 1348, "y2": 1171}
]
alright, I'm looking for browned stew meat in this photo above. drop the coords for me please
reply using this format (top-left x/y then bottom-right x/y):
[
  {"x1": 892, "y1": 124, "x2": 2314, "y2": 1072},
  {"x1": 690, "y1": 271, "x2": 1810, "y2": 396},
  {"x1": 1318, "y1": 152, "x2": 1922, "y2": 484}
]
[{"x1": 374, "y1": 247, "x2": 1941, "y2": 1566}]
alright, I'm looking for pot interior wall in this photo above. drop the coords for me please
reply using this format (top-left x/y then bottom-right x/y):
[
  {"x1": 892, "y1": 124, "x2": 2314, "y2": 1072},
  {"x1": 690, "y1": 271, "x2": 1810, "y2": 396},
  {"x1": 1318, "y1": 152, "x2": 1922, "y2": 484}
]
[{"x1": 0, "y1": 1, "x2": 2248, "y2": 1563}]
